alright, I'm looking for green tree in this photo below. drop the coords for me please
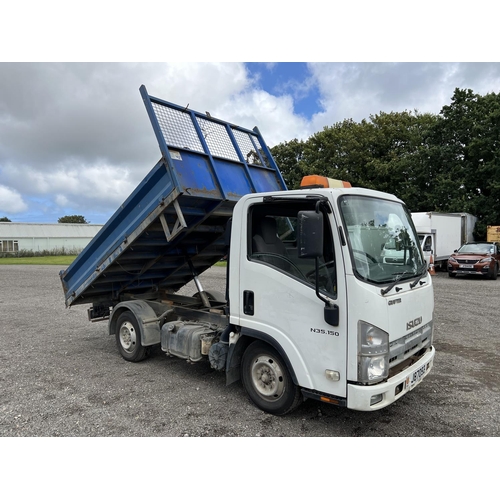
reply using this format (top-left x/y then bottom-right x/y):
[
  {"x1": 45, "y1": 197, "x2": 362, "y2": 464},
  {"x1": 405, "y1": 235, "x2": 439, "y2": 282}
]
[
  {"x1": 361, "y1": 110, "x2": 439, "y2": 211},
  {"x1": 272, "y1": 111, "x2": 438, "y2": 208},
  {"x1": 425, "y1": 88, "x2": 500, "y2": 238},
  {"x1": 271, "y1": 138, "x2": 307, "y2": 189},
  {"x1": 300, "y1": 118, "x2": 374, "y2": 188},
  {"x1": 0, "y1": 217, "x2": 11, "y2": 222},
  {"x1": 58, "y1": 215, "x2": 89, "y2": 224}
]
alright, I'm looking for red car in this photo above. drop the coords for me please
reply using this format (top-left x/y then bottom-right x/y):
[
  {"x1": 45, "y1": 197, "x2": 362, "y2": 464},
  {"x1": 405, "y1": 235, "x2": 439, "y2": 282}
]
[{"x1": 447, "y1": 242, "x2": 500, "y2": 279}]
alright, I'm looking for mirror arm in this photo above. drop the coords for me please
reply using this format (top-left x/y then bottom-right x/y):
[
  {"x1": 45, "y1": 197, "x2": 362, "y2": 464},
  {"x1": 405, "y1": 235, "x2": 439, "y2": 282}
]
[
  {"x1": 314, "y1": 257, "x2": 328, "y2": 306},
  {"x1": 313, "y1": 256, "x2": 339, "y2": 327}
]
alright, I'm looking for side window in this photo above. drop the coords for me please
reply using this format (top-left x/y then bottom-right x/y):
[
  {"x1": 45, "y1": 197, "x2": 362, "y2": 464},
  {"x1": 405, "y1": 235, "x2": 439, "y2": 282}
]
[
  {"x1": 424, "y1": 236, "x2": 432, "y2": 250},
  {"x1": 1, "y1": 240, "x2": 18, "y2": 253},
  {"x1": 249, "y1": 202, "x2": 337, "y2": 298}
]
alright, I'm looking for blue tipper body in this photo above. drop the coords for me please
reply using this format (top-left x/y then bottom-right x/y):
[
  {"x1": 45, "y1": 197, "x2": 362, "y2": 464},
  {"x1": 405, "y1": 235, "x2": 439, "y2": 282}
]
[{"x1": 60, "y1": 85, "x2": 287, "y2": 307}]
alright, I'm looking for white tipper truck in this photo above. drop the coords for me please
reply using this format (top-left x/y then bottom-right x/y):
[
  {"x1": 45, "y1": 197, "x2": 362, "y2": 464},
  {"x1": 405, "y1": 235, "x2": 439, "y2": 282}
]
[{"x1": 60, "y1": 86, "x2": 435, "y2": 415}]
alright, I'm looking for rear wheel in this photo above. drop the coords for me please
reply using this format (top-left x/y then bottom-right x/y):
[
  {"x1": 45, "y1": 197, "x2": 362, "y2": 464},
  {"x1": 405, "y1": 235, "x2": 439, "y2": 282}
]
[
  {"x1": 241, "y1": 341, "x2": 302, "y2": 415},
  {"x1": 115, "y1": 311, "x2": 148, "y2": 362}
]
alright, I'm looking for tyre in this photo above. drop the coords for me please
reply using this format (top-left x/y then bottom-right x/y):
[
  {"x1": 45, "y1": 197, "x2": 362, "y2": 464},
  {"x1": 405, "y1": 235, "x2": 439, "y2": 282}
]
[
  {"x1": 489, "y1": 264, "x2": 498, "y2": 280},
  {"x1": 448, "y1": 272, "x2": 456, "y2": 278},
  {"x1": 115, "y1": 311, "x2": 148, "y2": 362},
  {"x1": 241, "y1": 341, "x2": 302, "y2": 415}
]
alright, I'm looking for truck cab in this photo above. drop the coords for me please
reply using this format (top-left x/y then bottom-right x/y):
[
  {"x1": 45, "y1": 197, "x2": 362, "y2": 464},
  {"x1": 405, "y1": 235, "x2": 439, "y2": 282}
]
[{"x1": 226, "y1": 178, "x2": 434, "y2": 413}]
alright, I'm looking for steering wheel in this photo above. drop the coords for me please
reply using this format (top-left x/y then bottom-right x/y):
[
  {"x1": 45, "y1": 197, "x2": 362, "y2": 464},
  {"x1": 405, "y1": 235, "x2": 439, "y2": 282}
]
[
  {"x1": 305, "y1": 260, "x2": 336, "y2": 280},
  {"x1": 252, "y1": 253, "x2": 306, "y2": 279},
  {"x1": 353, "y1": 249, "x2": 377, "y2": 263}
]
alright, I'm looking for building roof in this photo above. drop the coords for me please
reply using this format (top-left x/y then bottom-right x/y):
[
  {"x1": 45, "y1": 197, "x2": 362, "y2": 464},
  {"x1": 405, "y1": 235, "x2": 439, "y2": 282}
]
[{"x1": 0, "y1": 223, "x2": 103, "y2": 238}]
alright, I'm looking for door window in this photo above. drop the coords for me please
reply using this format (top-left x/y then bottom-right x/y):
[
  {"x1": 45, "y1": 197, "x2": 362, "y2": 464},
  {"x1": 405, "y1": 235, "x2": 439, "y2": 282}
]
[{"x1": 249, "y1": 201, "x2": 337, "y2": 298}]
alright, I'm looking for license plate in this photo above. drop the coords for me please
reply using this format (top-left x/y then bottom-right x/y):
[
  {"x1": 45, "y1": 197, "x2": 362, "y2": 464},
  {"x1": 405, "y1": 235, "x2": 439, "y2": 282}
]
[
  {"x1": 459, "y1": 264, "x2": 474, "y2": 268},
  {"x1": 406, "y1": 364, "x2": 427, "y2": 390}
]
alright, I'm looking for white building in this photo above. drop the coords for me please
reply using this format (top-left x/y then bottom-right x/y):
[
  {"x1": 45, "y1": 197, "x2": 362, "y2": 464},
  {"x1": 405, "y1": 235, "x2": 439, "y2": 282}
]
[{"x1": 0, "y1": 223, "x2": 103, "y2": 254}]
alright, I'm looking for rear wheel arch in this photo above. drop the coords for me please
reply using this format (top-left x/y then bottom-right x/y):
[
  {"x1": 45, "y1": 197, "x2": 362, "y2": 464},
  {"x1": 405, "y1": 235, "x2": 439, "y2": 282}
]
[{"x1": 109, "y1": 300, "x2": 161, "y2": 345}]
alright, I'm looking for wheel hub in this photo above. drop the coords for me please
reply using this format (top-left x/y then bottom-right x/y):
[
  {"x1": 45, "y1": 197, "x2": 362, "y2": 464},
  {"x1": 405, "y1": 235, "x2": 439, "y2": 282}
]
[
  {"x1": 119, "y1": 321, "x2": 137, "y2": 352},
  {"x1": 251, "y1": 356, "x2": 285, "y2": 401}
]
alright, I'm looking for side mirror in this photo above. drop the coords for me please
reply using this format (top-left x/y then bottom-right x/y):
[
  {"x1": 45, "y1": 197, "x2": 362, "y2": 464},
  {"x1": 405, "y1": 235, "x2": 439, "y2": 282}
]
[{"x1": 297, "y1": 210, "x2": 324, "y2": 258}]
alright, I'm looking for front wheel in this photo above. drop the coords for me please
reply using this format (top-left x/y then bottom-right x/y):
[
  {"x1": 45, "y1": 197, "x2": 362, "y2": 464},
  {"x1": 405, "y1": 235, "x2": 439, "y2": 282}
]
[
  {"x1": 489, "y1": 264, "x2": 498, "y2": 280},
  {"x1": 241, "y1": 341, "x2": 302, "y2": 415},
  {"x1": 115, "y1": 311, "x2": 148, "y2": 362}
]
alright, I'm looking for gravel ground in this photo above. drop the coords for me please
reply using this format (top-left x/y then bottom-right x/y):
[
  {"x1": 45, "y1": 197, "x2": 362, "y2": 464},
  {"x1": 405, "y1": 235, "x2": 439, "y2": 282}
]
[{"x1": 1, "y1": 264, "x2": 499, "y2": 438}]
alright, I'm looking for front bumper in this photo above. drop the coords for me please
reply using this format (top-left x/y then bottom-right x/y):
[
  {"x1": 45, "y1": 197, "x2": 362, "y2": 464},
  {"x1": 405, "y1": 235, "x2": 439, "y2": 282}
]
[
  {"x1": 448, "y1": 263, "x2": 491, "y2": 276},
  {"x1": 449, "y1": 267, "x2": 490, "y2": 276},
  {"x1": 347, "y1": 346, "x2": 435, "y2": 411}
]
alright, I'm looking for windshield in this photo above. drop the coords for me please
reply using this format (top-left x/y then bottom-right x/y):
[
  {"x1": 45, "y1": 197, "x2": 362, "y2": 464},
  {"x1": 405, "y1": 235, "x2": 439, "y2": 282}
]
[
  {"x1": 458, "y1": 243, "x2": 495, "y2": 254},
  {"x1": 339, "y1": 195, "x2": 425, "y2": 284}
]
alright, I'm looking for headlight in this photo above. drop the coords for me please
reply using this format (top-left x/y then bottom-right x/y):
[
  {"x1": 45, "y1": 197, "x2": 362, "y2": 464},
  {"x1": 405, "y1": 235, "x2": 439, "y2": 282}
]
[
  {"x1": 448, "y1": 257, "x2": 457, "y2": 263},
  {"x1": 358, "y1": 321, "x2": 389, "y2": 384},
  {"x1": 359, "y1": 355, "x2": 388, "y2": 381},
  {"x1": 479, "y1": 258, "x2": 492, "y2": 263}
]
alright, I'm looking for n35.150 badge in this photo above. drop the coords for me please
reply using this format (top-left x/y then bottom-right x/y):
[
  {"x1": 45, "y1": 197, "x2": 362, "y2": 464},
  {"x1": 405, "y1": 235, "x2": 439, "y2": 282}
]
[{"x1": 310, "y1": 328, "x2": 340, "y2": 336}]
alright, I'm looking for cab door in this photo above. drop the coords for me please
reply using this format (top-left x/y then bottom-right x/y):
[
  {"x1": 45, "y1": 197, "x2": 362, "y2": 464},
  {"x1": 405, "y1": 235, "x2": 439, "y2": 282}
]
[
  {"x1": 233, "y1": 196, "x2": 348, "y2": 398},
  {"x1": 421, "y1": 234, "x2": 433, "y2": 268}
]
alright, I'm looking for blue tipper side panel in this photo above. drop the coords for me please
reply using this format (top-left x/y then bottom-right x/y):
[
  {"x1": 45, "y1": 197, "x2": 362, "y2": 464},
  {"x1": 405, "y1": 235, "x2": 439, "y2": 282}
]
[{"x1": 60, "y1": 85, "x2": 287, "y2": 307}]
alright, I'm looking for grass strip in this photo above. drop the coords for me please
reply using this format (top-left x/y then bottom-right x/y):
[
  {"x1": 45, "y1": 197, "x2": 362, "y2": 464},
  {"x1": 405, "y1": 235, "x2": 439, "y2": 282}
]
[
  {"x1": 0, "y1": 256, "x2": 227, "y2": 267},
  {"x1": 0, "y1": 255, "x2": 77, "y2": 265}
]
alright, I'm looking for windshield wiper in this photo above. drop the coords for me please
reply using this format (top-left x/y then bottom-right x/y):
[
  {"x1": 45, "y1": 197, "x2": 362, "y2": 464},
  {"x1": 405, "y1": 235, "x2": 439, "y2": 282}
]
[
  {"x1": 381, "y1": 270, "x2": 411, "y2": 296},
  {"x1": 410, "y1": 264, "x2": 428, "y2": 289}
]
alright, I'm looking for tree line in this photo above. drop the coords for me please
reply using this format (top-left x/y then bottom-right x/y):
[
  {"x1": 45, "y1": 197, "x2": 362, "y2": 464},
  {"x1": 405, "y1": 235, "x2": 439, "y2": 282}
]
[
  {"x1": 0, "y1": 215, "x2": 89, "y2": 223},
  {"x1": 271, "y1": 88, "x2": 500, "y2": 240}
]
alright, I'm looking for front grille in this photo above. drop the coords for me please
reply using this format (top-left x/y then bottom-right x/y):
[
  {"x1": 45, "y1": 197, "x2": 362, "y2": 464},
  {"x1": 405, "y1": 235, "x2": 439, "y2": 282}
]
[
  {"x1": 456, "y1": 258, "x2": 479, "y2": 264},
  {"x1": 389, "y1": 322, "x2": 432, "y2": 367}
]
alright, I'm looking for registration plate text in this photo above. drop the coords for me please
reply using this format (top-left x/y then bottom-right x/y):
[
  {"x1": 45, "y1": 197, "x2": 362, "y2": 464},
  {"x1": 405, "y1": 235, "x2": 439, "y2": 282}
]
[{"x1": 406, "y1": 364, "x2": 427, "y2": 390}]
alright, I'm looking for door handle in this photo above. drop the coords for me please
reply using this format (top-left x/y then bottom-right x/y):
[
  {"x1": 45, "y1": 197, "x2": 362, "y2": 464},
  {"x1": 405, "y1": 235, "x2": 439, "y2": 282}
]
[{"x1": 243, "y1": 290, "x2": 254, "y2": 316}]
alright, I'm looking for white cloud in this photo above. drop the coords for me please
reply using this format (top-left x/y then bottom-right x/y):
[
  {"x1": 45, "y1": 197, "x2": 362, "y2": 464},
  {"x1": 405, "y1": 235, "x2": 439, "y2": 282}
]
[
  {"x1": 0, "y1": 185, "x2": 28, "y2": 214},
  {"x1": 0, "y1": 62, "x2": 254, "y2": 173},
  {"x1": 307, "y1": 62, "x2": 500, "y2": 132},
  {"x1": 0, "y1": 60, "x2": 329, "y2": 222},
  {"x1": 0, "y1": 161, "x2": 137, "y2": 220},
  {"x1": 55, "y1": 194, "x2": 69, "y2": 207},
  {"x1": 214, "y1": 89, "x2": 312, "y2": 145}
]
